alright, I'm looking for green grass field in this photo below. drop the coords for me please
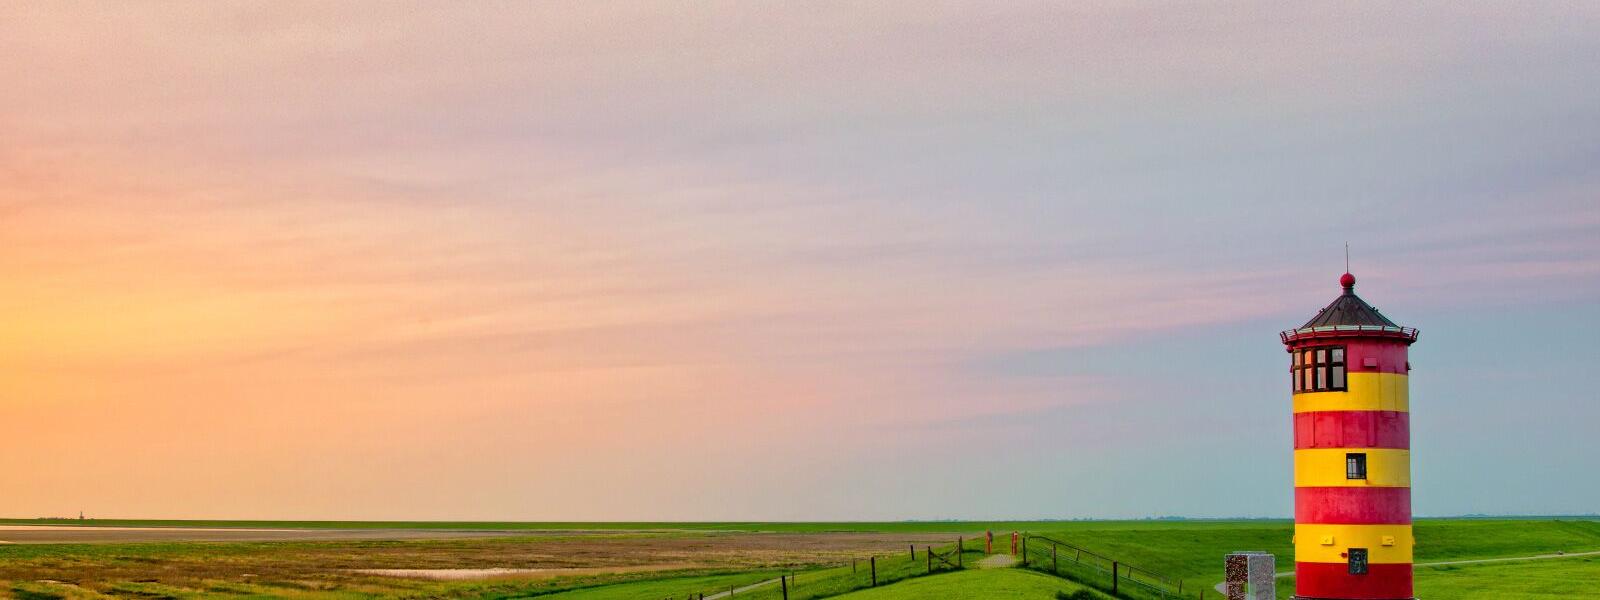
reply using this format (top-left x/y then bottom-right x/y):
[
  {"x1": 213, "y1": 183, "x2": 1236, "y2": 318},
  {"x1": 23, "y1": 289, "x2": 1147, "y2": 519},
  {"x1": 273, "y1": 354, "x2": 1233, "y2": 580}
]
[
  {"x1": 831, "y1": 568, "x2": 1105, "y2": 600},
  {"x1": 1415, "y1": 556, "x2": 1600, "y2": 599},
  {"x1": 487, "y1": 570, "x2": 782, "y2": 600},
  {"x1": 460, "y1": 543, "x2": 993, "y2": 600}
]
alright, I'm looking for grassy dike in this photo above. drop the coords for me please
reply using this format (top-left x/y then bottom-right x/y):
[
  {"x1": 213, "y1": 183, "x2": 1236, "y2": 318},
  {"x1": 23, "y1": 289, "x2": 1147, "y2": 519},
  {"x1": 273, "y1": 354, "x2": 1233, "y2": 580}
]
[
  {"x1": 1415, "y1": 555, "x2": 1600, "y2": 599},
  {"x1": 832, "y1": 569, "x2": 1107, "y2": 600}
]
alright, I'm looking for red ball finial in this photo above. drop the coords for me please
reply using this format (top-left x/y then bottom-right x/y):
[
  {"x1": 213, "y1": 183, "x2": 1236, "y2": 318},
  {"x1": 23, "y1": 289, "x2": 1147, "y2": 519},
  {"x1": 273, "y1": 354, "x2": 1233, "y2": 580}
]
[{"x1": 1340, "y1": 272, "x2": 1356, "y2": 289}]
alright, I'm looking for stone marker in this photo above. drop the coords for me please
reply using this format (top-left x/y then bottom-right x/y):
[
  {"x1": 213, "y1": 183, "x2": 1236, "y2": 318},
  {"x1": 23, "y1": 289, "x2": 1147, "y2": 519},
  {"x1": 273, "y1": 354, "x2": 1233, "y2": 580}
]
[{"x1": 1225, "y1": 552, "x2": 1275, "y2": 600}]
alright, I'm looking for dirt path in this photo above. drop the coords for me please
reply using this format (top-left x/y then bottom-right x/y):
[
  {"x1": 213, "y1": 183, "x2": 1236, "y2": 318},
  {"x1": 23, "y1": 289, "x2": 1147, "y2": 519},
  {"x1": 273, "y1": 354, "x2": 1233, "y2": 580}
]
[
  {"x1": 1212, "y1": 550, "x2": 1600, "y2": 594},
  {"x1": 702, "y1": 577, "x2": 783, "y2": 599},
  {"x1": 1414, "y1": 550, "x2": 1600, "y2": 568},
  {"x1": 977, "y1": 554, "x2": 1018, "y2": 569}
]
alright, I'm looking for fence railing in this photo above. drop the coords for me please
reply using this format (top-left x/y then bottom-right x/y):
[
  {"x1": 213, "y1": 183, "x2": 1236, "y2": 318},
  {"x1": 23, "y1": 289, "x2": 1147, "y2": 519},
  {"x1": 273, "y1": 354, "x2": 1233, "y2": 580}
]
[
  {"x1": 669, "y1": 537, "x2": 976, "y2": 600},
  {"x1": 1022, "y1": 534, "x2": 1209, "y2": 599}
]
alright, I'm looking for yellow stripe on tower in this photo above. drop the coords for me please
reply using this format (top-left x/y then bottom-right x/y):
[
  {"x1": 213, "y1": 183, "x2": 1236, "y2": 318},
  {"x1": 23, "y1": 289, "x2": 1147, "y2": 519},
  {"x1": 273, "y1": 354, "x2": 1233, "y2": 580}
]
[
  {"x1": 1294, "y1": 448, "x2": 1411, "y2": 487},
  {"x1": 1294, "y1": 524, "x2": 1414, "y2": 564},
  {"x1": 1293, "y1": 372, "x2": 1409, "y2": 413}
]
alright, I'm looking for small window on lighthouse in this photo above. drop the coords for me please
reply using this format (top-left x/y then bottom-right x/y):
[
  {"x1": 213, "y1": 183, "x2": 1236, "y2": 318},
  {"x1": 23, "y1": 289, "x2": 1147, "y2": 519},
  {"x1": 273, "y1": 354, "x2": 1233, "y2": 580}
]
[{"x1": 1346, "y1": 453, "x2": 1367, "y2": 480}]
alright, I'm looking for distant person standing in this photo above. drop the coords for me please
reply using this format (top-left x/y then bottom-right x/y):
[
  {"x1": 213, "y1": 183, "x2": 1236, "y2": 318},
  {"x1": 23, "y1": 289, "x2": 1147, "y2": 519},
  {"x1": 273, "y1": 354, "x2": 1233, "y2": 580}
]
[
  {"x1": 985, "y1": 530, "x2": 993, "y2": 554},
  {"x1": 1010, "y1": 531, "x2": 1018, "y2": 555}
]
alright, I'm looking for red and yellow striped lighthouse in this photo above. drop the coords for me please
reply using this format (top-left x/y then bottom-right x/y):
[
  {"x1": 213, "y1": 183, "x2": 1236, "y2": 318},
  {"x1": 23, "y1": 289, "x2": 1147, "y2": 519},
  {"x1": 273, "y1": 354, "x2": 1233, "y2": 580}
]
[{"x1": 1283, "y1": 272, "x2": 1418, "y2": 600}]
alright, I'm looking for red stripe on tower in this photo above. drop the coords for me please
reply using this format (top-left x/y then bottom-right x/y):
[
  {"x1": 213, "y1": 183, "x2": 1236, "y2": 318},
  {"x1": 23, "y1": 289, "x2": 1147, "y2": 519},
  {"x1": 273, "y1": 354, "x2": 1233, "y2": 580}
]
[
  {"x1": 1294, "y1": 411, "x2": 1410, "y2": 449},
  {"x1": 1296, "y1": 487, "x2": 1412, "y2": 524}
]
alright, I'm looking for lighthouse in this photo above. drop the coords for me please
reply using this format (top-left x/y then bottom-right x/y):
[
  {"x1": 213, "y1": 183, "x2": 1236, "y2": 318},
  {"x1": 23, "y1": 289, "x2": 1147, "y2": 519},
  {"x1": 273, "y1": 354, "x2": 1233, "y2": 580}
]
[{"x1": 1282, "y1": 272, "x2": 1418, "y2": 600}]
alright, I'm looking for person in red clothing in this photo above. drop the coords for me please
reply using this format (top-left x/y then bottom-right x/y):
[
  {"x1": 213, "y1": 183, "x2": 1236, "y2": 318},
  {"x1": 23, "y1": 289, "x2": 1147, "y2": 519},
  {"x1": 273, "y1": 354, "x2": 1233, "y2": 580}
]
[
  {"x1": 985, "y1": 530, "x2": 993, "y2": 554},
  {"x1": 1010, "y1": 531, "x2": 1018, "y2": 555}
]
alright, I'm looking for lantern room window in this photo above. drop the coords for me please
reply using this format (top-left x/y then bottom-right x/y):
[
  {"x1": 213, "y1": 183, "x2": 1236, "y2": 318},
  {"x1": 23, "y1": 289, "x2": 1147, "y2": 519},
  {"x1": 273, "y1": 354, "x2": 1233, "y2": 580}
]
[{"x1": 1292, "y1": 345, "x2": 1346, "y2": 393}]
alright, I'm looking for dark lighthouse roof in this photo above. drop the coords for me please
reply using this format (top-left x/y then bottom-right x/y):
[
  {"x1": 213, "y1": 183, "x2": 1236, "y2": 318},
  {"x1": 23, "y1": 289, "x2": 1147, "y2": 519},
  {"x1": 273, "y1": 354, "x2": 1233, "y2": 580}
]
[
  {"x1": 1280, "y1": 272, "x2": 1418, "y2": 345},
  {"x1": 1300, "y1": 272, "x2": 1398, "y2": 329}
]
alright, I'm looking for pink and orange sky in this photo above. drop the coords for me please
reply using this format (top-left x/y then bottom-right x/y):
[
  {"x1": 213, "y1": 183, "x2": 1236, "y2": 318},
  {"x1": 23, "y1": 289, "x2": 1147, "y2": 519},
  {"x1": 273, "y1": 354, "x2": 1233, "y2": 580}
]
[{"x1": 3, "y1": 3, "x2": 1598, "y2": 520}]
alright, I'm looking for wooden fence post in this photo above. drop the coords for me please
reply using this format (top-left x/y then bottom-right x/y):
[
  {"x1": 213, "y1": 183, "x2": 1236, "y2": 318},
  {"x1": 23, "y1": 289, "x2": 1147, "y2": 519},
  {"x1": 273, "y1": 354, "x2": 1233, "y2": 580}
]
[
  {"x1": 871, "y1": 556, "x2": 877, "y2": 587},
  {"x1": 1021, "y1": 535, "x2": 1027, "y2": 566},
  {"x1": 1052, "y1": 542, "x2": 1058, "y2": 572},
  {"x1": 1112, "y1": 562, "x2": 1119, "y2": 595},
  {"x1": 926, "y1": 546, "x2": 932, "y2": 573},
  {"x1": 958, "y1": 539, "x2": 963, "y2": 567},
  {"x1": 780, "y1": 575, "x2": 788, "y2": 600},
  {"x1": 909, "y1": 544, "x2": 915, "y2": 561}
]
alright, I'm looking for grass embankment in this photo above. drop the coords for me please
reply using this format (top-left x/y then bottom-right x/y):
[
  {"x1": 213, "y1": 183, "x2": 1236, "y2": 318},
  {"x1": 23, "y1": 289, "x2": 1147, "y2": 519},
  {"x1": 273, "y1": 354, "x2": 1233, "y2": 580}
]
[
  {"x1": 832, "y1": 568, "x2": 1107, "y2": 600},
  {"x1": 463, "y1": 570, "x2": 784, "y2": 600},
  {"x1": 1415, "y1": 555, "x2": 1600, "y2": 599},
  {"x1": 543, "y1": 542, "x2": 986, "y2": 600}
]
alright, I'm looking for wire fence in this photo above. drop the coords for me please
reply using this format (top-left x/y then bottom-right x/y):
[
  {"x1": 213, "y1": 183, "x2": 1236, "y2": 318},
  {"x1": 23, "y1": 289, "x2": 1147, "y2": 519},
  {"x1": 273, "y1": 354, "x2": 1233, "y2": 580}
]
[
  {"x1": 1021, "y1": 534, "x2": 1212, "y2": 600},
  {"x1": 660, "y1": 533, "x2": 1217, "y2": 600},
  {"x1": 661, "y1": 538, "x2": 979, "y2": 600}
]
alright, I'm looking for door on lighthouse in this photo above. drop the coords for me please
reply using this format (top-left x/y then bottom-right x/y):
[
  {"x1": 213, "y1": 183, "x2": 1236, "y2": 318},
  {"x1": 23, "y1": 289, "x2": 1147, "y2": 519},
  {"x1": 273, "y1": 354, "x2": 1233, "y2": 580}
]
[{"x1": 1347, "y1": 548, "x2": 1369, "y2": 575}]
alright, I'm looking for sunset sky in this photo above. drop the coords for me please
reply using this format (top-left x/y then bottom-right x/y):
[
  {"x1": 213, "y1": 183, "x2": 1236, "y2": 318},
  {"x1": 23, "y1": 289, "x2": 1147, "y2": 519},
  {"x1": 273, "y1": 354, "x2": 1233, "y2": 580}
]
[{"x1": 2, "y1": 3, "x2": 1597, "y2": 520}]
